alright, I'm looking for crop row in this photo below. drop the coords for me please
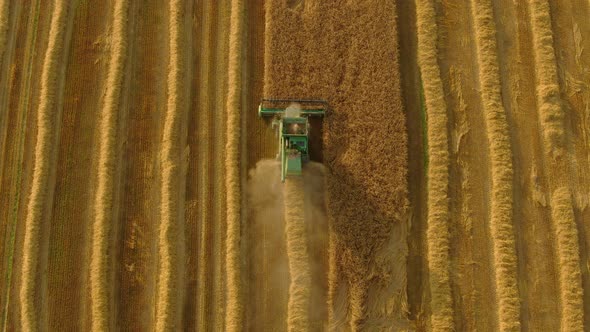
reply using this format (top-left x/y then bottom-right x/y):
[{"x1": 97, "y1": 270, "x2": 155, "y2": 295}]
[
  {"x1": 469, "y1": 0, "x2": 520, "y2": 330},
  {"x1": 415, "y1": 0, "x2": 454, "y2": 330},
  {"x1": 528, "y1": 0, "x2": 584, "y2": 329}
]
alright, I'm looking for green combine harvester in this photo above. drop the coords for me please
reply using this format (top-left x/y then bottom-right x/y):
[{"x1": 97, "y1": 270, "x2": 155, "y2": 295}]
[{"x1": 259, "y1": 98, "x2": 327, "y2": 182}]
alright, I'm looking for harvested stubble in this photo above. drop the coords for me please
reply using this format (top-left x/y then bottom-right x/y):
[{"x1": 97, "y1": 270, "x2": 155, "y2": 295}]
[
  {"x1": 212, "y1": 1, "x2": 229, "y2": 328},
  {"x1": 284, "y1": 177, "x2": 311, "y2": 331},
  {"x1": 90, "y1": 1, "x2": 128, "y2": 330},
  {"x1": 155, "y1": 0, "x2": 187, "y2": 330},
  {"x1": 415, "y1": 0, "x2": 454, "y2": 330},
  {"x1": 469, "y1": 0, "x2": 520, "y2": 330},
  {"x1": 19, "y1": 1, "x2": 70, "y2": 331},
  {"x1": 196, "y1": 2, "x2": 214, "y2": 330},
  {"x1": 224, "y1": 0, "x2": 244, "y2": 330},
  {"x1": 0, "y1": 0, "x2": 8, "y2": 60},
  {"x1": 528, "y1": 0, "x2": 584, "y2": 329}
]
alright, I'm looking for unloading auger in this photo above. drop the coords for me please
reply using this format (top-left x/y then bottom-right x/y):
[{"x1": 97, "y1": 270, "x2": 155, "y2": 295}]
[{"x1": 258, "y1": 98, "x2": 327, "y2": 182}]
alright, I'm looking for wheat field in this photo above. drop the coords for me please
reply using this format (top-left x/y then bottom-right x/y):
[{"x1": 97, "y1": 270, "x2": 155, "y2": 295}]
[{"x1": 0, "y1": 0, "x2": 589, "y2": 331}]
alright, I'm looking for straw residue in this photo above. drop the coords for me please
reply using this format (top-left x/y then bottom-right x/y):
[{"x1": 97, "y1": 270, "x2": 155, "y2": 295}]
[
  {"x1": 90, "y1": 1, "x2": 128, "y2": 330},
  {"x1": 415, "y1": 0, "x2": 454, "y2": 330},
  {"x1": 528, "y1": 0, "x2": 584, "y2": 330},
  {"x1": 551, "y1": 187, "x2": 584, "y2": 329},
  {"x1": 528, "y1": 0, "x2": 568, "y2": 156},
  {"x1": 224, "y1": 0, "x2": 245, "y2": 330},
  {"x1": 155, "y1": 0, "x2": 187, "y2": 330},
  {"x1": 469, "y1": 0, "x2": 520, "y2": 330},
  {"x1": 19, "y1": 2, "x2": 70, "y2": 331},
  {"x1": 284, "y1": 177, "x2": 311, "y2": 331}
]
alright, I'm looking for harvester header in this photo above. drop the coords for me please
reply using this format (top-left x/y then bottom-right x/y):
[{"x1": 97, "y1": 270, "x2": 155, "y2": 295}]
[{"x1": 258, "y1": 98, "x2": 327, "y2": 182}]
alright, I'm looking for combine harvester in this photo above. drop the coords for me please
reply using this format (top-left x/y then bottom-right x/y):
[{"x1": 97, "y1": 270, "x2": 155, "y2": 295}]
[{"x1": 259, "y1": 98, "x2": 327, "y2": 182}]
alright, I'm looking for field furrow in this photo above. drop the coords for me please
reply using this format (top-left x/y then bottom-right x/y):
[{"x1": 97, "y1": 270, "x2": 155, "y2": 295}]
[
  {"x1": 19, "y1": 1, "x2": 71, "y2": 330},
  {"x1": 415, "y1": 0, "x2": 453, "y2": 330},
  {"x1": 528, "y1": 0, "x2": 585, "y2": 329},
  {"x1": 469, "y1": 0, "x2": 520, "y2": 330}
]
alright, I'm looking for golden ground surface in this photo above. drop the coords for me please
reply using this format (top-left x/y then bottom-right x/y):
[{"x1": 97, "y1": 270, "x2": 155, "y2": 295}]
[{"x1": 0, "y1": 0, "x2": 589, "y2": 331}]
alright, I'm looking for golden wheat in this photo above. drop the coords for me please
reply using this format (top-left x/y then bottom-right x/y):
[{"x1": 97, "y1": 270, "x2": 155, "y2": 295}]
[
  {"x1": 528, "y1": 0, "x2": 584, "y2": 329},
  {"x1": 224, "y1": 0, "x2": 244, "y2": 330},
  {"x1": 415, "y1": 0, "x2": 454, "y2": 330},
  {"x1": 90, "y1": 0, "x2": 128, "y2": 331},
  {"x1": 19, "y1": 2, "x2": 70, "y2": 330},
  {"x1": 469, "y1": 0, "x2": 521, "y2": 330}
]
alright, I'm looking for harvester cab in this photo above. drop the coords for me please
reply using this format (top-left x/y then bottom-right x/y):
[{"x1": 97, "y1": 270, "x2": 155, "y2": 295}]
[{"x1": 258, "y1": 98, "x2": 327, "y2": 182}]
